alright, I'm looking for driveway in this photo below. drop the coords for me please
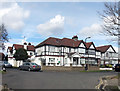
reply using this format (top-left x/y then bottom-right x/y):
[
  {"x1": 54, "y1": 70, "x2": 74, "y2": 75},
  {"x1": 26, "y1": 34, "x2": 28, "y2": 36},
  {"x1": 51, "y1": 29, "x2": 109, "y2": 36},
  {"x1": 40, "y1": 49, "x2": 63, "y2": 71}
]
[{"x1": 2, "y1": 68, "x2": 118, "y2": 89}]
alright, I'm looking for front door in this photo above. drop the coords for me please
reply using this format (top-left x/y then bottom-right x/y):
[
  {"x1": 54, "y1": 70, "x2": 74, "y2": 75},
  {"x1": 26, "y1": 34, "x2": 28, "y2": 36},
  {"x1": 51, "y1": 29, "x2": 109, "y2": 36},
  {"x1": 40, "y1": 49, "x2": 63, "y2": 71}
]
[{"x1": 73, "y1": 57, "x2": 79, "y2": 65}]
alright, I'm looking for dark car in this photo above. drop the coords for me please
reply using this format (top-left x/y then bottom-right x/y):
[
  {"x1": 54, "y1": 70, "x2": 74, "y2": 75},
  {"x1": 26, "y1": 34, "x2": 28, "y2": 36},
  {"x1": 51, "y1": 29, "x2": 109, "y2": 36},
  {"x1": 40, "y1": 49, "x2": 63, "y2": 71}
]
[
  {"x1": 19, "y1": 62, "x2": 41, "y2": 71},
  {"x1": 3, "y1": 61, "x2": 12, "y2": 68},
  {"x1": 115, "y1": 64, "x2": 120, "y2": 72}
]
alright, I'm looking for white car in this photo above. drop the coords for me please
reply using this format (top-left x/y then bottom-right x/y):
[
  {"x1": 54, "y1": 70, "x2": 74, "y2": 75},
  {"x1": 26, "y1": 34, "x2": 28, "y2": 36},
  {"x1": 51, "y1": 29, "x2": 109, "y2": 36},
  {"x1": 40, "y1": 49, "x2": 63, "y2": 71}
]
[
  {"x1": 112, "y1": 64, "x2": 116, "y2": 69},
  {"x1": 3, "y1": 61, "x2": 12, "y2": 68}
]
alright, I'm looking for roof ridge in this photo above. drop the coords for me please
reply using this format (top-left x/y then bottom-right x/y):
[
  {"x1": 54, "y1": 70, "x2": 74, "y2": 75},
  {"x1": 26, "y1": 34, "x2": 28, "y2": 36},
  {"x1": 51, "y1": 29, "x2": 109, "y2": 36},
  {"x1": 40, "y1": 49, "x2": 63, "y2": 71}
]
[
  {"x1": 49, "y1": 37, "x2": 62, "y2": 40},
  {"x1": 13, "y1": 44, "x2": 23, "y2": 46},
  {"x1": 83, "y1": 41, "x2": 92, "y2": 43},
  {"x1": 96, "y1": 45, "x2": 111, "y2": 48},
  {"x1": 62, "y1": 37, "x2": 83, "y2": 41}
]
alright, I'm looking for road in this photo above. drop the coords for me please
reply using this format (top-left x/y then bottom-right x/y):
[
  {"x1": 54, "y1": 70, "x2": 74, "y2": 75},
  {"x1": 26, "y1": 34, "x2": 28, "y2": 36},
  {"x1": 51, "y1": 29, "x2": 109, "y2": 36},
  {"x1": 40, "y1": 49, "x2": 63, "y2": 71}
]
[{"x1": 2, "y1": 68, "x2": 118, "y2": 89}]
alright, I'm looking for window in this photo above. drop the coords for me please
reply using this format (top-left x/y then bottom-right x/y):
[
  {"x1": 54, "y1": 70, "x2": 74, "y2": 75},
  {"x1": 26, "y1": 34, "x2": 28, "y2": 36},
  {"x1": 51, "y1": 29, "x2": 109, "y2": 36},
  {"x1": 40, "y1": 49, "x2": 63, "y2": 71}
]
[
  {"x1": 69, "y1": 48, "x2": 71, "y2": 52},
  {"x1": 86, "y1": 59, "x2": 98, "y2": 66},
  {"x1": 106, "y1": 53, "x2": 108, "y2": 57},
  {"x1": 88, "y1": 50, "x2": 95, "y2": 55},
  {"x1": 79, "y1": 48, "x2": 85, "y2": 53},
  {"x1": 31, "y1": 63, "x2": 37, "y2": 65},
  {"x1": 112, "y1": 53, "x2": 118, "y2": 58},
  {"x1": 50, "y1": 46, "x2": 55, "y2": 52},
  {"x1": 26, "y1": 63, "x2": 30, "y2": 65},
  {"x1": 37, "y1": 50, "x2": 42, "y2": 55},
  {"x1": 48, "y1": 58, "x2": 55, "y2": 65},
  {"x1": 49, "y1": 58, "x2": 55, "y2": 63},
  {"x1": 64, "y1": 58, "x2": 67, "y2": 65},
  {"x1": 80, "y1": 58, "x2": 85, "y2": 64}
]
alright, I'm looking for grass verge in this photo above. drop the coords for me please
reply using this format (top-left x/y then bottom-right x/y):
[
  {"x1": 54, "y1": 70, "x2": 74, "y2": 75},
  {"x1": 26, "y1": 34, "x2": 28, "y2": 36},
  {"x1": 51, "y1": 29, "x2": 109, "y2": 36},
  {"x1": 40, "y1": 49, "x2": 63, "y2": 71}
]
[
  {"x1": 80, "y1": 70, "x2": 113, "y2": 72},
  {"x1": 0, "y1": 71, "x2": 6, "y2": 74}
]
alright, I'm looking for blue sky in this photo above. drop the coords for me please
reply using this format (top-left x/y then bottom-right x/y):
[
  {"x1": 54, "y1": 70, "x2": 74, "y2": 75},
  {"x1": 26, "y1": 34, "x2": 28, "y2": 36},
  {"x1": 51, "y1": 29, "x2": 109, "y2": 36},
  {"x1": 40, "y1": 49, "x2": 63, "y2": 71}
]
[{"x1": 1, "y1": 2, "x2": 118, "y2": 52}]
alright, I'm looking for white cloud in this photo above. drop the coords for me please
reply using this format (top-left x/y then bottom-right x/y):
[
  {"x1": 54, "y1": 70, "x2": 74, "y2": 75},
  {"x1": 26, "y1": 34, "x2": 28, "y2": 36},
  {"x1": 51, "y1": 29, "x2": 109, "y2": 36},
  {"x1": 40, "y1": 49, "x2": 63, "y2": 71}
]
[
  {"x1": 78, "y1": 23, "x2": 102, "y2": 38},
  {"x1": 37, "y1": 15, "x2": 64, "y2": 37},
  {"x1": 0, "y1": 2, "x2": 30, "y2": 31}
]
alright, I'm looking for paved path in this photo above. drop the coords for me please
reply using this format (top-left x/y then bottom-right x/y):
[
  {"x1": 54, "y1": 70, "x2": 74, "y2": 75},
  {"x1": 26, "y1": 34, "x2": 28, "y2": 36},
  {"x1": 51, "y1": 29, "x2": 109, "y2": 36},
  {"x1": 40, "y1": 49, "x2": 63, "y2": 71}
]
[{"x1": 2, "y1": 68, "x2": 118, "y2": 89}]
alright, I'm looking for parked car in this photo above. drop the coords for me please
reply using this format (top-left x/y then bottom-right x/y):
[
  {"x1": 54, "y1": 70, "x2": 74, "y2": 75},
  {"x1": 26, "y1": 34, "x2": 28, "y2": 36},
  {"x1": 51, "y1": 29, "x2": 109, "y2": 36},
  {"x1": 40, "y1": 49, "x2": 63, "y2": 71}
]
[
  {"x1": 112, "y1": 64, "x2": 116, "y2": 69},
  {"x1": 19, "y1": 62, "x2": 41, "y2": 71},
  {"x1": 3, "y1": 61, "x2": 12, "y2": 68},
  {"x1": 0, "y1": 61, "x2": 6, "y2": 72},
  {"x1": 115, "y1": 64, "x2": 120, "y2": 72}
]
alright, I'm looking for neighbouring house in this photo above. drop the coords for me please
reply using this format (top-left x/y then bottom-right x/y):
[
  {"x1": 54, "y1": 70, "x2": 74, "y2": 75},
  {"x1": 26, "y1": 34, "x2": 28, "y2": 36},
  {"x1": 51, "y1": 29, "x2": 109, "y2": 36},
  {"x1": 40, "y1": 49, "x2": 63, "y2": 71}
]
[
  {"x1": 7, "y1": 43, "x2": 35, "y2": 67},
  {"x1": 0, "y1": 52, "x2": 5, "y2": 61},
  {"x1": 35, "y1": 36, "x2": 104, "y2": 67},
  {"x1": 96, "y1": 45, "x2": 118, "y2": 65}
]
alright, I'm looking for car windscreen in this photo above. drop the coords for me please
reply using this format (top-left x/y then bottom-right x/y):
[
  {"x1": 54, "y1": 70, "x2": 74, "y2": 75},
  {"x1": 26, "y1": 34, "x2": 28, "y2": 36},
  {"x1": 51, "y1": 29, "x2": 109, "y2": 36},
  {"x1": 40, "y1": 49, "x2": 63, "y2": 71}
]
[
  {"x1": 116, "y1": 64, "x2": 120, "y2": 66},
  {"x1": 31, "y1": 63, "x2": 37, "y2": 66},
  {"x1": 4, "y1": 61, "x2": 8, "y2": 64}
]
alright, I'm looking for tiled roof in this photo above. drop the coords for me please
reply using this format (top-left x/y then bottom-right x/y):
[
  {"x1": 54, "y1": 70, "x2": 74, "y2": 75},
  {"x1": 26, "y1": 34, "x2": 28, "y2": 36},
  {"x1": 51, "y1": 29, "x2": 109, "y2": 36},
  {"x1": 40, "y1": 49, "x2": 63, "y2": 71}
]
[
  {"x1": 96, "y1": 45, "x2": 115, "y2": 53},
  {"x1": 35, "y1": 37, "x2": 84, "y2": 48},
  {"x1": 9, "y1": 44, "x2": 35, "y2": 51},
  {"x1": 13, "y1": 44, "x2": 24, "y2": 50},
  {"x1": 85, "y1": 42, "x2": 93, "y2": 49},
  {"x1": 27, "y1": 45, "x2": 35, "y2": 51},
  {"x1": 61, "y1": 38, "x2": 83, "y2": 47}
]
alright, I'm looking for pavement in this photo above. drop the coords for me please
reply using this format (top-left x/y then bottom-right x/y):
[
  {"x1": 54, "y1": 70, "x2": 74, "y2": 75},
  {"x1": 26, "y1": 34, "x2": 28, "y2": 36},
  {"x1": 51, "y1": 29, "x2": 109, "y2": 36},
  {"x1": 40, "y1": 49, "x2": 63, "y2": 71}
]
[
  {"x1": 96, "y1": 75, "x2": 119, "y2": 90},
  {"x1": 2, "y1": 68, "x2": 118, "y2": 89},
  {"x1": 0, "y1": 68, "x2": 2, "y2": 91}
]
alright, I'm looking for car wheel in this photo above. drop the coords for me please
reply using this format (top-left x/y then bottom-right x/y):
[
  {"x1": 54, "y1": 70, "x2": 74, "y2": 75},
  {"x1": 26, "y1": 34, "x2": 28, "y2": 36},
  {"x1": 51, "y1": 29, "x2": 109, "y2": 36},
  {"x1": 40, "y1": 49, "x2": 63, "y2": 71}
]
[
  {"x1": 2, "y1": 67, "x2": 6, "y2": 72},
  {"x1": 28, "y1": 68, "x2": 31, "y2": 71}
]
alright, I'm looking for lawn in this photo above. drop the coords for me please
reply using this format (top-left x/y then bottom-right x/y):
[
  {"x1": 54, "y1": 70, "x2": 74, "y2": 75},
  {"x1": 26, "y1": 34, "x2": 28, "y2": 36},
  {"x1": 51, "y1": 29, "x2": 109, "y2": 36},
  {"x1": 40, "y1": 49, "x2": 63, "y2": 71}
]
[
  {"x1": 79, "y1": 70, "x2": 113, "y2": 72},
  {"x1": 0, "y1": 71, "x2": 6, "y2": 74}
]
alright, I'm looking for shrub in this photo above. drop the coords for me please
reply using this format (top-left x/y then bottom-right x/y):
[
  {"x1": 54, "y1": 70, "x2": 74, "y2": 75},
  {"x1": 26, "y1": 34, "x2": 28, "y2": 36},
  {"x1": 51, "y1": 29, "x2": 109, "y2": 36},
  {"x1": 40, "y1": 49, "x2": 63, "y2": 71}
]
[
  {"x1": 100, "y1": 64, "x2": 113, "y2": 68},
  {"x1": 100, "y1": 65, "x2": 105, "y2": 68},
  {"x1": 106, "y1": 64, "x2": 113, "y2": 68}
]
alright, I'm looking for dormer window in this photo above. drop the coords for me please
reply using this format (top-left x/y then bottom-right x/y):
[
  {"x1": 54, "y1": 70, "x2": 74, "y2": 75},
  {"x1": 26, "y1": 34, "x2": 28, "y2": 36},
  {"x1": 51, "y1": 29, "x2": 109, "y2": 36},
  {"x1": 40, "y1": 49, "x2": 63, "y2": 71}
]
[
  {"x1": 72, "y1": 35, "x2": 78, "y2": 41},
  {"x1": 24, "y1": 42, "x2": 27, "y2": 45},
  {"x1": 28, "y1": 43, "x2": 31, "y2": 45}
]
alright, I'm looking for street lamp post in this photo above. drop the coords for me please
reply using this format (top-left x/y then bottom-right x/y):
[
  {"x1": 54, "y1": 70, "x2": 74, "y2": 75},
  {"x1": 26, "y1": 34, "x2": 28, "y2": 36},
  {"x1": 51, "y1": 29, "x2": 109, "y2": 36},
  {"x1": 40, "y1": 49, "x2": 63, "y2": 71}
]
[
  {"x1": 84, "y1": 37, "x2": 91, "y2": 71},
  {"x1": 85, "y1": 37, "x2": 91, "y2": 43}
]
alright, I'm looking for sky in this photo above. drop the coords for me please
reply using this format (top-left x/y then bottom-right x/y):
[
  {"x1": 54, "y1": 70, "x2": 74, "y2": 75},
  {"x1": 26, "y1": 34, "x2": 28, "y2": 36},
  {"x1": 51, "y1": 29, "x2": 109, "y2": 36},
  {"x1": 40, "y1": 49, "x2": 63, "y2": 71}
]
[{"x1": 0, "y1": 1, "x2": 118, "y2": 53}]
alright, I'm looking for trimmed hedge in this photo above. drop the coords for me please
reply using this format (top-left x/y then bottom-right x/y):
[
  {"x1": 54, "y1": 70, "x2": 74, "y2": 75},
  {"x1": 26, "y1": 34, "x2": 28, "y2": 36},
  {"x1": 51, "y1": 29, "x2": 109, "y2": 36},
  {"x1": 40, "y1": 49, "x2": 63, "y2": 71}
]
[{"x1": 100, "y1": 64, "x2": 113, "y2": 68}]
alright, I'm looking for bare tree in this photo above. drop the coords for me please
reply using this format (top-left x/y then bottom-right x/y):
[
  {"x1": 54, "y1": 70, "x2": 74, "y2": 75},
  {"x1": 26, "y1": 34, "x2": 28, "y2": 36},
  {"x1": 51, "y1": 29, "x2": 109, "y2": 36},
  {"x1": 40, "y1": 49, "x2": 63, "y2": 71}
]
[
  {"x1": 98, "y1": 2, "x2": 120, "y2": 66},
  {"x1": 0, "y1": 24, "x2": 9, "y2": 50},
  {"x1": 98, "y1": 2, "x2": 120, "y2": 42}
]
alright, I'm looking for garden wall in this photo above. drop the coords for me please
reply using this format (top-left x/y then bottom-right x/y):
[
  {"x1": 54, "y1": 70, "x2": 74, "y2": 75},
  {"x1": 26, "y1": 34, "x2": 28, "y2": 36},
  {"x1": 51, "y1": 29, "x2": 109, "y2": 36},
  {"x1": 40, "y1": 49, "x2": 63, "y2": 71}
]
[{"x1": 41, "y1": 64, "x2": 99, "y2": 71}]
